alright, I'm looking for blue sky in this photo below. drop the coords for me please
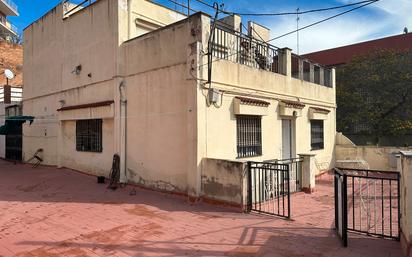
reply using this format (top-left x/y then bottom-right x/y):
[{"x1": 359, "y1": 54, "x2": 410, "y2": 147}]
[{"x1": 7, "y1": 0, "x2": 411, "y2": 53}]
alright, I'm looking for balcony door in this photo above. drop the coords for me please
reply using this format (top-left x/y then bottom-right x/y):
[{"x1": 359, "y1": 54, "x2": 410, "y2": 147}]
[{"x1": 282, "y1": 119, "x2": 295, "y2": 160}]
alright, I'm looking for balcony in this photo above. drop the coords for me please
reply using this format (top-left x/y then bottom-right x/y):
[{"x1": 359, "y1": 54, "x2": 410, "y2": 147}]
[
  {"x1": 0, "y1": 0, "x2": 18, "y2": 16},
  {"x1": 0, "y1": 18, "x2": 17, "y2": 37},
  {"x1": 0, "y1": 86, "x2": 22, "y2": 103},
  {"x1": 211, "y1": 25, "x2": 333, "y2": 88}
]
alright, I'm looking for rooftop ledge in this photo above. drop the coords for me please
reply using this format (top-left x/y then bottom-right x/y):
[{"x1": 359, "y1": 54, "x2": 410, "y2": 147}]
[
  {"x1": 210, "y1": 24, "x2": 335, "y2": 88},
  {"x1": 0, "y1": 0, "x2": 18, "y2": 16}
]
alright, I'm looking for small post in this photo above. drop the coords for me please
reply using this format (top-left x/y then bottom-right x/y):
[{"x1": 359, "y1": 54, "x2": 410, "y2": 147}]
[
  {"x1": 298, "y1": 154, "x2": 316, "y2": 193},
  {"x1": 279, "y1": 47, "x2": 291, "y2": 77},
  {"x1": 247, "y1": 161, "x2": 252, "y2": 212}
]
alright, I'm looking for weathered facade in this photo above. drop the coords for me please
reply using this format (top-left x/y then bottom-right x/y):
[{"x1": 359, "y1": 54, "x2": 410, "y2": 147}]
[{"x1": 23, "y1": 0, "x2": 336, "y2": 199}]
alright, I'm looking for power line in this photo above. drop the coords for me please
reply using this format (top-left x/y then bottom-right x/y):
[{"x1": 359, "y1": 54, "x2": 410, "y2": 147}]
[
  {"x1": 229, "y1": 0, "x2": 378, "y2": 16},
  {"x1": 267, "y1": 1, "x2": 376, "y2": 43},
  {"x1": 197, "y1": 0, "x2": 377, "y2": 68},
  {"x1": 193, "y1": 0, "x2": 377, "y2": 17}
]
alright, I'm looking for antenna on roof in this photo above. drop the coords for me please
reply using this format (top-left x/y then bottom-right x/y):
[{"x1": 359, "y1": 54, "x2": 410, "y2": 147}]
[{"x1": 296, "y1": 7, "x2": 300, "y2": 55}]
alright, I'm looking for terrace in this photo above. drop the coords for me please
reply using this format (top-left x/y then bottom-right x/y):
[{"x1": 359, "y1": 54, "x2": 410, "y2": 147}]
[{"x1": 211, "y1": 24, "x2": 333, "y2": 87}]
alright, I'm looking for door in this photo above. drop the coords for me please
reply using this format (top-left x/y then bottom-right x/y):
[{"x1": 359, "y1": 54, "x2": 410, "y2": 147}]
[
  {"x1": 282, "y1": 119, "x2": 298, "y2": 192},
  {"x1": 282, "y1": 119, "x2": 293, "y2": 159}
]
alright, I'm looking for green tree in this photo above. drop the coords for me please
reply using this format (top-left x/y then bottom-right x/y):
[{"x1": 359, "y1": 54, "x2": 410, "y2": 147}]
[{"x1": 337, "y1": 49, "x2": 412, "y2": 144}]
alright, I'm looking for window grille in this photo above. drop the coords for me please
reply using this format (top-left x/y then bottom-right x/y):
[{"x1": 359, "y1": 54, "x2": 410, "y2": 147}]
[
  {"x1": 236, "y1": 115, "x2": 262, "y2": 158},
  {"x1": 76, "y1": 119, "x2": 102, "y2": 152},
  {"x1": 311, "y1": 120, "x2": 324, "y2": 150}
]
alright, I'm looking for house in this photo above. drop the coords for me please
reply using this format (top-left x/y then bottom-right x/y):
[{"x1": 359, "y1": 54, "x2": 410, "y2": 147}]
[
  {"x1": 304, "y1": 33, "x2": 412, "y2": 146},
  {"x1": 23, "y1": 0, "x2": 336, "y2": 199},
  {"x1": 0, "y1": 0, "x2": 18, "y2": 41},
  {"x1": 303, "y1": 32, "x2": 412, "y2": 67},
  {"x1": 0, "y1": 41, "x2": 22, "y2": 160}
]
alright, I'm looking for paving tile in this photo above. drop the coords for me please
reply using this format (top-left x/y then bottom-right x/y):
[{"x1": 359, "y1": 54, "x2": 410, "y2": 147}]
[{"x1": 0, "y1": 159, "x2": 403, "y2": 257}]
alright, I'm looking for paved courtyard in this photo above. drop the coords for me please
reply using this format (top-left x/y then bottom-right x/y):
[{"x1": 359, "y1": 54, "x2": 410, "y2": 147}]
[{"x1": 0, "y1": 159, "x2": 402, "y2": 257}]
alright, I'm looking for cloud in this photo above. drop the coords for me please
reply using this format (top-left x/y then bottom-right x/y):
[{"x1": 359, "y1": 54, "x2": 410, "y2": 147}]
[{"x1": 260, "y1": 0, "x2": 412, "y2": 54}]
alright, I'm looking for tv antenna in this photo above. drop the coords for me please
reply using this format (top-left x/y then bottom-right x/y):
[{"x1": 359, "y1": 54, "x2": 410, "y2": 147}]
[{"x1": 296, "y1": 7, "x2": 300, "y2": 55}]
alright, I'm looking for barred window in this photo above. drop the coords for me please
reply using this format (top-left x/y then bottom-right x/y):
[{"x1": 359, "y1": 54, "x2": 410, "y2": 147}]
[
  {"x1": 237, "y1": 115, "x2": 262, "y2": 158},
  {"x1": 76, "y1": 119, "x2": 103, "y2": 152},
  {"x1": 311, "y1": 120, "x2": 324, "y2": 150}
]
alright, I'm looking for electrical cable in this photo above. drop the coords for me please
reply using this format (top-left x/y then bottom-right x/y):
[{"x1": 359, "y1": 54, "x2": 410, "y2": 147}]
[
  {"x1": 197, "y1": 0, "x2": 378, "y2": 68},
  {"x1": 193, "y1": 0, "x2": 377, "y2": 16}
]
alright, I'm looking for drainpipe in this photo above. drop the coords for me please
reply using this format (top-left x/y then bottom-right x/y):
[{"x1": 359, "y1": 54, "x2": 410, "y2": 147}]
[{"x1": 119, "y1": 80, "x2": 127, "y2": 183}]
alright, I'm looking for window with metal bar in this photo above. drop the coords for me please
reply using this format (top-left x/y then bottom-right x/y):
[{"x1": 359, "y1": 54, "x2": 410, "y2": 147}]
[
  {"x1": 76, "y1": 119, "x2": 103, "y2": 152},
  {"x1": 311, "y1": 120, "x2": 324, "y2": 150},
  {"x1": 237, "y1": 115, "x2": 262, "y2": 158}
]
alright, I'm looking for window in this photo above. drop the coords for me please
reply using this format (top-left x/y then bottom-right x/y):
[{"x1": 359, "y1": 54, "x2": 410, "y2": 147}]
[
  {"x1": 311, "y1": 120, "x2": 324, "y2": 150},
  {"x1": 237, "y1": 115, "x2": 262, "y2": 158},
  {"x1": 76, "y1": 119, "x2": 103, "y2": 152}
]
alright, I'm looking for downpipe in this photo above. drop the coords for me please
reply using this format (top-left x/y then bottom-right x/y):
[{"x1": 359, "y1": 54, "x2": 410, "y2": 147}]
[{"x1": 119, "y1": 80, "x2": 127, "y2": 183}]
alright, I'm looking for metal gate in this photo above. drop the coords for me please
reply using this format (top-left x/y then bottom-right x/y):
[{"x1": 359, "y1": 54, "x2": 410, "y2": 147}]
[
  {"x1": 334, "y1": 168, "x2": 400, "y2": 246},
  {"x1": 247, "y1": 161, "x2": 291, "y2": 218}
]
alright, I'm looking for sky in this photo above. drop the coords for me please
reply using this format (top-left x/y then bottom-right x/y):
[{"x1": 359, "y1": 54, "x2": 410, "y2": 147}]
[{"x1": 7, "y1": 0, "x2": 412, "y2": 54}]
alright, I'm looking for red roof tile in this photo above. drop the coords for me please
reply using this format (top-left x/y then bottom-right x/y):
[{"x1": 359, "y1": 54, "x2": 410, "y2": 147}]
[
  {"x1": 235, "y1": 96, "x2": 270, "y2": 106},
  {"x1": 303, "y1": 33, "x2": 412, "y2": 67}
]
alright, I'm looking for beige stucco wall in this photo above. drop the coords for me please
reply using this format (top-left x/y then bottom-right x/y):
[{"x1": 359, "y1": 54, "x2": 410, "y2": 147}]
[
  {"x1": 197, "y1": 50, "x2": 336, "y2": 175},
  {"x1": 336, "y1": 145, "x2": 410, "y2": 171},
  {"x1": 201, "y1": 158, "x2": 247, "y2": 207},
  {"x1": 120, "y1": 13, "x2": 201, "y2": 193},
  {"x1": 399, "y1": 152, "x2": 412, "y2": 256},
  {"x1": 22, "y1": 0, "x2": 186, "y2": 176},
  {"x1": 23, "y1": 1, "x2": 337, "y2": 197}
]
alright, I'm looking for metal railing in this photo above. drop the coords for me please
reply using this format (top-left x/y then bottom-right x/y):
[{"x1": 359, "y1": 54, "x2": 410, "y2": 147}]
[
  {"x1": 248, "y1": 161, "x2": 291, "y2": 218},
  {"x1": 264, "y1": 157, "x2": 303, "y2": 193},
  {"x1": 210, "y1": 24, "x2": 333, "y2": 87},
  {"x1": 334, "y1": 167, "x2": 400, "y2": 246},
  {"x1": 0, "y1": 86, "x2": 22, "y2": 103},
  {"x1": 211, "y1": 25, "x2": 282, "y2": 74}
]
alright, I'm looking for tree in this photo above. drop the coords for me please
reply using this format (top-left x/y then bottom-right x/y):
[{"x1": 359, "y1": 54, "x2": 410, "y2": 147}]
[{"x1": 336, "y1": 49, "x2": 412, "y2": 144}]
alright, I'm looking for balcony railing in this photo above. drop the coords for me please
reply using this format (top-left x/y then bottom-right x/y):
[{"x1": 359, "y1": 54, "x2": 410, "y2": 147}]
[
  {"x1": 2, "y1": 0, "x2": 18, "y2": 13},
  {"x1": 211, "y1": 25, "x2": 282, "y2": 75},
  {"x1": 291, "y1": 54, "x2": 333, "y2": 87},
  {"x1": 0, "y1": 86, "x2": 22, "y2": 103},
  {"x1": 210, "y1": 24, "x2": 333, "y2": 88}
]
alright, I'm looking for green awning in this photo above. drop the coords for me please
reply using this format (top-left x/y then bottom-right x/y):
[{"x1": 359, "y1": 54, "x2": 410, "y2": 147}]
[{"x1": 0, "y1": 116, "x2": 34, "y2": 135}]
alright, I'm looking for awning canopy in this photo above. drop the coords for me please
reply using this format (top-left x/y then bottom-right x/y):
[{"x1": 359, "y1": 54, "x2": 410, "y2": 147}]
[{"x1": 0, "y1": 116, "x2": 34, "y2": 135}]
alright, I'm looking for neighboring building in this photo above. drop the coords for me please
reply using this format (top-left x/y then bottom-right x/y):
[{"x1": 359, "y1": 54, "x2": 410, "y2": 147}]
[
  {"x1": 0, "y1": 41, "x2": 22, "y2": 159},
  {"x1": 304, "y1": 33, "x2": 412, "y2": 146},
  {"x1": 0, "y1": 0, "x2": 18, "y2": 41},
  {"x1": 303, "y1": 32, "x2": 412, "y2": 67},
  {"x1": 23, "y1": 0, "x2": 336, "y2": 198}
]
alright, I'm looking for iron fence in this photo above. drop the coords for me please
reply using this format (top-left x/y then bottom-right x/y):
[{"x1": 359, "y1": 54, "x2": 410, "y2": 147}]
[
  {"x1": 211, "y1": 25, "x2": 282, "y2": 74},
  {"x1": 264, "y1": 157, "x2": 303, "y2": 193},
  {"x1": 248, "y1": 161, "x2": 291, "y2": 218},
  {"x1": 334, "y1": 167, "x2": 400, "y2": 247}
]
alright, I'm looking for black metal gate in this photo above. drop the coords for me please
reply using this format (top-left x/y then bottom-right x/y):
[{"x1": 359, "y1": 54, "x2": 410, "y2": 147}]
[
  {"x1": 247, "y1": 161, "x2": 291, "y2": 218},
  {"x1": 5, "y1": 122, "x2": 22, "y2": 161},
  {"x1": 334, "y1": 168, "x2": 400, "y2": 247}
]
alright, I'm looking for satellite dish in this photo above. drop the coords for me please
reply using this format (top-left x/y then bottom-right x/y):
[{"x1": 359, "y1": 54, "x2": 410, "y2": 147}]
[{"x1": 4, "y1": 69, "x2": 14, "y2": 80}]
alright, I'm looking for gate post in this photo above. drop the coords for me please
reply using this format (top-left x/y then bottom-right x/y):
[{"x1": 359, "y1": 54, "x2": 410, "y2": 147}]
[
  {"x1": 246, "y1": 161, "x2": 252, "y2": 213},
  {"x1": 299, "y1": 154, "x2": 316, "y2": 193}
]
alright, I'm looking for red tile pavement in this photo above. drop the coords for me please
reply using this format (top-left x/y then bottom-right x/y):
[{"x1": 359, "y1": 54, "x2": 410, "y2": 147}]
[{"x1": 0, "y1": 160, "x2": 402, "y2": 257}]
